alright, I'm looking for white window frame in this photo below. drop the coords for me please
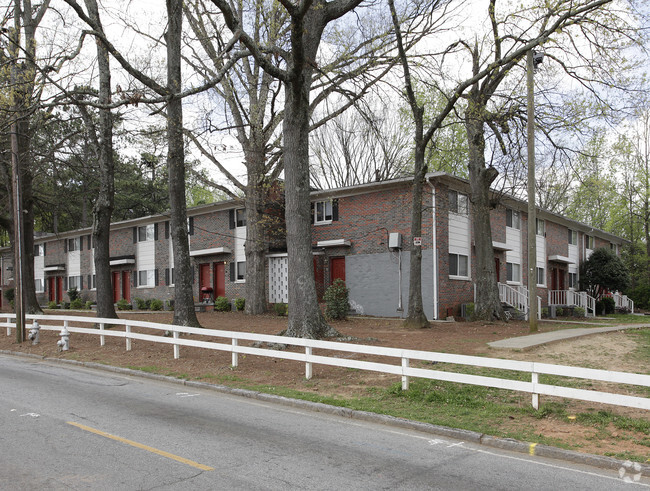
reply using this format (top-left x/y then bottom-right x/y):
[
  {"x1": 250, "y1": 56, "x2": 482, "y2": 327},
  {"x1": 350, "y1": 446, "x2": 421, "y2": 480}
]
[
  {"x1": 448, "y1": 191, "x2": 469, "y2": 215},
  {"x1": 506, "y1": 262, "x2": 521, "y2": 284},
  {"x1": 536, "y1": 219, "x2": 545, "y2": 237},
  {"x1": 236, "y1": 261, "x2": 246, "y2": 281},
  {"x1": 568, "y1": 272, "x2": 578, "y2": 289},
  {"x1": 449, "y1": 253, "x2": 469, "y2": 279},
  {"x1": 68, "y1": 275, "x2": 82, "y2": 290},
  {"x1": 536, "y1": 267, "x2": 546, "y2": 287},
  {"x1": 35, "y1": 278, "x2": 44, "y2": 292},
  {"x1": 314, "y1": 200, "x2": 333, "y2": 224},
  {"x1": 34, "y1": 244, "x2": 44, "y2": 256},
  {"x1": 568, "y1": 229, "x2": 577, "y2": 246},
  {"x1": 138, "y1": 269, "x2": 155, "y2": 288},
  {"x1": 506, "y1": 209, "x2": 520, "y2": 230},
  {"x1": 138, "y1": 224, "x2": 154, "y2": 242},
  {"x1": 585, "y1": 235, "x2": 594, "y2": 250},
  {"x1": 91, "y1": 274, "x2": 96, "y2": 291},
  {"x1": 236, "y1": 209, "x2": 247, "y2": 228},
  {"x1": 68, "y1": 237, "x2": 81, "y2": 252}
]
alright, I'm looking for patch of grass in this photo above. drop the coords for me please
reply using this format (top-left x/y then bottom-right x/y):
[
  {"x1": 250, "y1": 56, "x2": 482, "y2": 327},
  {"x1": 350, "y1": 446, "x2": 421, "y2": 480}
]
[{"x1": 604, "y1": 451, "x2": 647, "y2": 463}]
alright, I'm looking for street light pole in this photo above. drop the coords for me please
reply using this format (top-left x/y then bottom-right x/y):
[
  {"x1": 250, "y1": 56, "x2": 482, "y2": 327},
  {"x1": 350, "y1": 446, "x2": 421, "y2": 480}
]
[{"x1": 527, "y1": 49, "x2": 541, "y2": 333}]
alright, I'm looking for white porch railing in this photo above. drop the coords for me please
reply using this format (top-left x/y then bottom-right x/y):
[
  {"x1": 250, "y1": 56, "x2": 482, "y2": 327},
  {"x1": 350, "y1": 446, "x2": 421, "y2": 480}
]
[
  {"x1": 2, "y1": 313, "x2": 649, "y2": 411},
  {"x1": 497, "y1": 284, "x2": 541, "y2": 320},
  {"x1": 603, "y1": 292, "x2": 635, "y2": 314},
  {"x1": 547, "y1": 290, "x2": 596, "y2": 317}
]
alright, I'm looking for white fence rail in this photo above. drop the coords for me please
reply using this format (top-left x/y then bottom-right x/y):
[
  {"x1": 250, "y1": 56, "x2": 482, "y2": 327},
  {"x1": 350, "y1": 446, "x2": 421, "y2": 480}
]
[
  {"x1": 547, "y1": 290, "x2": 596, "y2": 317},
  {"x1": 603, "y1": 292, "x2": 635, "y2": 314},
  {"x1": 2, "y1": 314, "x2": 649, "y2": 411}
]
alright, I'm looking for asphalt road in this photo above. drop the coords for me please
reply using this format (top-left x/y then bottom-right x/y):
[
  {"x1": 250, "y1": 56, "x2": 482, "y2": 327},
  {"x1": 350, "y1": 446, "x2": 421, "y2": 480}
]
[{"x1": 0, "y1": 354, "x2": 647, "y2": 490}]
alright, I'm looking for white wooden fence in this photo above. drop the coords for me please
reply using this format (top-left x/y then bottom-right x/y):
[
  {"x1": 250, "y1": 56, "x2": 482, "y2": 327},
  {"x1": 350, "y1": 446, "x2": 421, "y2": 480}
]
[
  {"x1": 2, "y1": 313, "x2": 649, "y2": 411},
  {"x1": 547, "y1": 290, "x2": 596, "y2": 317}
]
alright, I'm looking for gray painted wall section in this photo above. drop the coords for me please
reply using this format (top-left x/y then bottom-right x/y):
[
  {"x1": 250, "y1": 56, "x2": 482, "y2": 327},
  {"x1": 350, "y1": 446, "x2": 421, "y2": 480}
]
[{"x1": 345, "y1": 249, "x2": 434, "y2": 319}]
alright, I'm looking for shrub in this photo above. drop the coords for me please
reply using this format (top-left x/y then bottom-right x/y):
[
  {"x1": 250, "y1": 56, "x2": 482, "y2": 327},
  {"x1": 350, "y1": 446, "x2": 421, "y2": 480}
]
[
  {"x1": 556, "y1": 307, "x2": 564, "y2": 317},
  {"x1": 134, "y1": 297, "x2": 149, "y2": 310},
  {"x1": 234, "y1": 297, "x2": 245, "y2": 311},
  {"x1": 464, "y1": 302, "x2": 475, "y2": 320},
  {"x1": 166, "y1": 299, "x2": 174, "y2": 311},
  {"x1": 602, "y1": 296, "x2": 616, "y2": 314},
  {"x1": 70, "y1": 298, "x2": 84, "y2": 310},
  {"x1": 214, "y1": 296, "x2": 230, "y2": 312},
  {"x1": 541, "y1": 307, "x2": 549, "y2": 318},
  {"x1": 573, "y1": 307, "x2": 585, "y2": 317},
  {"x1": 47, "y1": 301, "x2": 59, "y2": 309},
  {"x1": 84, "y1": 301, "x2": 93, "y2": 310},
  {"x1": 324, "y1": 278, "x2": 350, "y2": 320},
  {"x1": 61, "y1": 302, "x2": 70, "y2": 309},
  {"x1": 67, "y1": 287, "x2": 80, "y2": 302},
  {"x1": 149, "y1": 299, "x2": 163, "y2": 311},
  {"x1": 274, "y1": 302, "x2": 287, "y2": 316},
  {"x1": 116, "y1": 298, "x2": 132, "y2": 311},
  {"x1": 3, "y1": 287, "x2": 15, "y2": 304}
]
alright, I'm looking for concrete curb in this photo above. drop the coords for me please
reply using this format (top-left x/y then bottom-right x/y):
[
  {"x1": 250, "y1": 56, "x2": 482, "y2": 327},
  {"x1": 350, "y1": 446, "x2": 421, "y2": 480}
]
[{"x1": 2, "y1": 349, "x2": 648, "y2": 477}]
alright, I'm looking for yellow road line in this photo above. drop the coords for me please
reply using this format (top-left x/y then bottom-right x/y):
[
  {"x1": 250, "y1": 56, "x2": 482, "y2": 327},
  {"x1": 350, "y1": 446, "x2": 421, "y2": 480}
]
[
  {"x1": 529, "y1": 443, "x2": 537, "y2": 456},
  {"x1": 67, "y1": 422, "x2": 214, "y2": 471}
]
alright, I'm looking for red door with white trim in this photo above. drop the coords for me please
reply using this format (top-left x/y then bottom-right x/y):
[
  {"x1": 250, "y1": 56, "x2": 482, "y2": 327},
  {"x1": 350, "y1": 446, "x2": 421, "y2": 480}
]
[
  {"x1": 56, "y1": 276, "x2": 63, "y2": 303},
  {"x1": 121, "y1": 271, "x2": 131, "y2": 302},
  {"x1": 199, "y1": 263, "x2": 211, "y2": 300},
  {"x1": 214, "y1": 263, "x2": 225, "y2": 298},
  {"x1": 48, "y1": 277, "x2": 56, "y2": 302},
  {"x1": 330, "y1": 257, "x2": 346, "y2": 283},
  {"x1": 112, "y1": 272, "x2": 120, "y2": 303}
]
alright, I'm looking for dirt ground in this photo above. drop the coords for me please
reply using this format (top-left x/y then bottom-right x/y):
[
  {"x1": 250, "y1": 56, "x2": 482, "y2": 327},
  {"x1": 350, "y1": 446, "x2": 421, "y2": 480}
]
[{"x1": 1, "y1": 310, "x2": 649, "y2": 461}]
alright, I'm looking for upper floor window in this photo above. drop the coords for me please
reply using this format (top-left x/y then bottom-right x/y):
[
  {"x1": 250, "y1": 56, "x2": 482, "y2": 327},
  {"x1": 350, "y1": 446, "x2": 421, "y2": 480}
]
[
  {"x1": 138, "y1": 224, "x2": 154, "y2": 242},
  {"x1": 568, "y1": 229, "x2": 577, "y2": 246},
  {"x1": 34, "y1": 244, "x2": 44, "y2": 256},
  {"x1": 315, "y1": 200, "x2": 333, "y2": 224},
  {"x1": 506, "y1": 209, "x2": 520, "y2": 230},
  {"x1": 68, "y1": 237, "x2": 81, "y2": 252},
  {"x1": 585, "y1": 235, "x2": 594, "y2": 250},
  {"x1": 536, "y1": 219, "x2": 545, "y2": 236},
  {"x1": 236, "y1": 209, "x2": 246, "y2": 227},
  {"x1": 448, "y1": 191, "x2": 468, "y2": 215}
]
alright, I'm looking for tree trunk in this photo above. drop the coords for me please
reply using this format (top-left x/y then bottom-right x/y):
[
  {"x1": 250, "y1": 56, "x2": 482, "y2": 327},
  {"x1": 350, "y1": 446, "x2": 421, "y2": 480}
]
[
  {"x1": 87, "y1": 0, "x2": 117, "y2": 320},
  {"x1": 283, "y1": 77, "x2": 337, "y2": 339},
  {"x1": 20, "y1": 160, "x2": 41, "y2": 314},
  {"x1": 167, "y1": 0, "x2": 200, "y2": 328},
  {"x1": 465, "y1": 103, "x2": 505, "y2": 321},
  {"x1": 404, "y1": 144, "x2": 430, "y2": 328},
  {"x1": 244, "y1": 167, "x2": 267, "y2": 315}
]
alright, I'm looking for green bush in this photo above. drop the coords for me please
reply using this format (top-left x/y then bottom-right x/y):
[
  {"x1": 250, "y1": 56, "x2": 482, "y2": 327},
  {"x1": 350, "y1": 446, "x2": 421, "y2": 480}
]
[
  {"x1": 541, "y1": 307, "x2": 549, "y2": 318},
  {"x1": 464, "y1": 302, "x2": 475, "y2": 320},
  {"x1": 149, "y1": 299, "x2": 163, "y2": 311},
  {"x1": 602, "y1": 296, "x2": 616, "y2": 314},
  {"x1": 67, "y1": 287, "x2": 80, "y2": 302},
  {"x1": 133, "y1": 297, "x2": 149, "y2": 310},
  {"x1": 61, "y1": 302, "x2": 70, "y2": 309},
  {"x1": 324, "y1": 279, "x2": 349, "y2": 320},
  {"x1": 70, "y1": 298, "x2": 84, "y2": 309},
  {"x1": 573, "y1": 307, "x2": 585, "y2": 317},
  {"x1": 626, "y1": 284, "x2": 650, "y2": 310},
  {"x1": 116, "y1": 298, "x2": 132, "y2": 311},
  {"x1": 84, "y1": 301, "x2": 93, "y2": 310},
  {"x1": 166, "y1": 299, "x2": 174, "y2": 311},
  {"x1": 273, "y1": 302, "x2": 287, "y2": 316},
  {"x1": 3, "y1": 287, "x2": 15, "y2": 304},
  {"x1": 47, "y1": 301, "x2": 59, "y2": 309},
  {"x1": 556, "y1": 307, "x2": 564, "y2": 317},
  {"x1": 215, "y1": 296, "x2": 230, "y2": 312},
  {"x1": 234, "y1": 297, "x2": 245, "y2": 311}
]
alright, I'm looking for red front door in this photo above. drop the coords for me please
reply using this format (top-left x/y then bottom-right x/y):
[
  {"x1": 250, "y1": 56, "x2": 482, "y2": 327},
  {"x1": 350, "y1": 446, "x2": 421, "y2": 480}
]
[
  {"x1": 56, "y1": 276, "x2": 63, "y2": 303},
  {"x1": 48, "y1": 277, "x2": 56, "y2": 302},
  {"x1": 199, "y1": 263, "x2": 211, "y2": 300},
  {"x1": 112, "y1": 271, "x2": 120, "y2": 303},
  {"x1": 214, "y1": 263, "x2": 225, "y2": 298},
  {"x1": 122, "y1": 271, "x2": 131, "y2": 302},
  {"x1": 330, "y1": 257, "x2": 346, "y2": 283}
]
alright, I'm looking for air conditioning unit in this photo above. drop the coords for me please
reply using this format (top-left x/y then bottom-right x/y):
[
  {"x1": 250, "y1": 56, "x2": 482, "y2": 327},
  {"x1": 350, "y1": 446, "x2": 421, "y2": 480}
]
[{"x1": 389, "y1": 233, "x2": 402, "y2": 249}]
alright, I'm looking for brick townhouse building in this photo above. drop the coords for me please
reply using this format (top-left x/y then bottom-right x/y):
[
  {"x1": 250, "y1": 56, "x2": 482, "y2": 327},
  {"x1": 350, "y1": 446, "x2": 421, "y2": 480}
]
[{"x1": 0, "y1": 172, "x2": 627, "y2": 318}]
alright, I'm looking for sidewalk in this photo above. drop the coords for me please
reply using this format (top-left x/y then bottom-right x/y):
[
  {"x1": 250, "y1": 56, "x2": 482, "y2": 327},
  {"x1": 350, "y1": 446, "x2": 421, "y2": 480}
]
[{"x1": 488, "y1": 323, "x2": 650, "y2": 349}]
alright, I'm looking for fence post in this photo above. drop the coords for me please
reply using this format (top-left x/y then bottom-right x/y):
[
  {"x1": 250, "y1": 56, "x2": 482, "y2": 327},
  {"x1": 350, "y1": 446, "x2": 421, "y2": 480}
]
[
  {"x1": 305, "y1": 346, "x2": 312, "y2": 380},
  {"x1": 531, "y1": 370, "x2": 539, "y2": 410},
  {"x1": 402, "y1": 357, "x2": 409, "y2": 390},
  {"x1": 173, "y1": 331, "x2": 180, "y2": 359},
  {"x1": 6, "y1": 315, "x2": 11, "y2": 336},
  {"x1": 125, "y1": 325, "x2": 131, "y2": 351},
  {"x1": 99, "y1": 323, "x2": 105, "y2": 347},
  {"x1": 231, "y1": 339, "x2": 238, "y2": 367}
]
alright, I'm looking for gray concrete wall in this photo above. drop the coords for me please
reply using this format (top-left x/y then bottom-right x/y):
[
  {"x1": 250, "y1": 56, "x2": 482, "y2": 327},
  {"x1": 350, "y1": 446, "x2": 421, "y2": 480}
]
[{"x1": 345, "y1": 249, "x2": 434, "y2": 319}]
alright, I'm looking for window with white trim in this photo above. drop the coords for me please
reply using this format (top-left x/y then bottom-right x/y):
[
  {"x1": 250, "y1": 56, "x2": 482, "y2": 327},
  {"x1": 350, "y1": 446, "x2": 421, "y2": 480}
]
[
  {"x1": 91, "y1": 274, "x2": 96, "y2": 290},
  {"x1": 568, "y1": 272, "x2": 578, "y2": 289},
  {"x1": 138, "y1": 224, "x2": 154, "y2": 242},
  {"x1": 314, "y1": 200, "x2": 333, "y2": 224},
  {"x1": 236, "y1": 261, "x2": 246, "y2": 281},
  {"x1": 138, "y1": 269, "x2": 155, "y2": 287},
  {"x1": 68, "y1": 237, "x2": 81, "y2": 251},
  {"x1": 35, "y1": 279, "x2": 43, "y2": 292},
  {"x1": 506, "y1": 262, "x2": 521, "y2": 283},
  {"x1": 449, "y1": 253, "x2": 469, "y2": 277},
  {"x1": 536, "y1": 267, "x2": 545, "y2": 286},
  {"x1": 236, "y1": 209, "x2": 246, "y2": 227},
  {"x1": 68, "y1": 275, "x2": 82, "y2": 290},
  {"x1": 585, "y1": 235, "x2": 594, "y2": 250},
  {"x1": 506, "y1": 209, "x2": 520, "y2": 230},
  {"x1": 34, "y1": 244, "x2": 44, "y2": 256},
  {"x1": 536, "y1": 219, "x2": 545, "y2": 237},
  {"x1": 448, "y1": 191, "x2": 468, "y2": 215},
  {"x1": 568, "y1": 229, "x2": 577, "y2": 246}
]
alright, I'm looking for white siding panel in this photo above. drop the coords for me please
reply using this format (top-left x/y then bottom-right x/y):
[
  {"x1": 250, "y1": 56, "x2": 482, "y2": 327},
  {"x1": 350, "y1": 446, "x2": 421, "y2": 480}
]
[
  {"x1": 536, "y1": 236, "x2": 546, "y2": 267},
  {"x1": 448, "y1": 214, "x2": 470, "y2": 254},
  {"x1": 506, "y1": 228, "x2": 521, "y2": 264},
  {"x1": 68, "y1": 251, "x2": 81, "y2": 276},
  {"x1": 235, "y1": 226, "x2": 246, "y2": 262},
  {"x1": 137, "y1": 242, "x2": 155, "y2": 270},
  {"x1": 568, "y1": 244, "x2": 578, "y2": 274}
]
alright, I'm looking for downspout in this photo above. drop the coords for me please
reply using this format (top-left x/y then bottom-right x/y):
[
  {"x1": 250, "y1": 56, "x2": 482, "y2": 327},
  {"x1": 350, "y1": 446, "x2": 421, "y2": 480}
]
[{"x1": 428, "y1": 180, "x2": 438, "y2": 320}]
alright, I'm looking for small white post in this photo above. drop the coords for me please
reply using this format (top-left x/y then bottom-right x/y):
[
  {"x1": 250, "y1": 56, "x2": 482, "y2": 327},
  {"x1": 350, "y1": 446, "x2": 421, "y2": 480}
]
[
  {"x1": 305, "y1": 346, "x2": 312, "y2": 380},
  {"x1": 531, "y1": 371, "x2": 539, "y2": 410},
  {"x1": 231, "y1": 339, "x2": 238, "y2": 367},
  {"x1": 99, "y1": 323, "x2": 105, "y2": 347},
  {"x1": 402, "y1": 357, "x2": 409, "y2": 391},
  {"x1": 6, "y1": 316, "x2": 11, "y2": 336},
  {"x1": 125, "y1": 325, "x2": 131, "y2": 351},
  {"x1": 173, "y1": 331, "x2": 180, "y2": 359}
]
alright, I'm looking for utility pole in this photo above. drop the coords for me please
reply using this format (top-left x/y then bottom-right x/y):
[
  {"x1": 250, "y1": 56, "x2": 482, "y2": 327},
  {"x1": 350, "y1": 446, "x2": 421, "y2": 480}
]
[{"x1": 527, "y1": 49, "x2": 543, "y2": 333}]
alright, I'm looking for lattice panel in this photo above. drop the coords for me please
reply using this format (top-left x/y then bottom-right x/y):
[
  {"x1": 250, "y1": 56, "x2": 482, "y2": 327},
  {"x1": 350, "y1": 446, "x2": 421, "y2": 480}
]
[{"x1": 268, "y1": 257, "x2": 288, "y2": 303}]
